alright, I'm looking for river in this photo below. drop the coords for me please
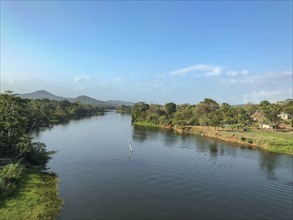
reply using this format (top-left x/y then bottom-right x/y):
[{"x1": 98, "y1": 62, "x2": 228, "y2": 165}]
[{"x1": 34, "y1": 112, "x2": 293, "y2": 220}]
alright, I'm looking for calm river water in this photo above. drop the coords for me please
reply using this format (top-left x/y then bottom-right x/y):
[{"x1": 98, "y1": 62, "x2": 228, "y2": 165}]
[{"x1": 34, "y1": 112, "x2": 293, "y2": 220}]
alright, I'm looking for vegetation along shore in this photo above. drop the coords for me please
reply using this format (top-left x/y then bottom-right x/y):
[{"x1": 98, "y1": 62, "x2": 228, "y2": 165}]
[
  {"x1": 131, "y1": 99, "x2": 293, "y2": 154},
  {"x1": 0, "y1": 91, "x2": 105, "y2": 219}
]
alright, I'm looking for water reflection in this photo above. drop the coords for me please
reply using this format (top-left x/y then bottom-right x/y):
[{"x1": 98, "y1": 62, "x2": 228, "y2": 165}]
[
  {"x1": 132, "y1": 124, "x2": 160, "y2": 143},
  {"x1": 117, "y1": 112, "x2": 131, "y2": 116},
  {"x1": 218, "y1": 142, "x2": 238, "y2": 158},
  {"x1": 132, "y1": 125, "x2": 148, "y2": 143},
  {"x1": 128, "y1": 151, "x2": 133, "y2": 160},
  {"x1": 163, "y1": 130, "x2": 178, "y2": 147},
  {"x1": 207, "y1": 142, "x2": 218, "y2": 166},
  {"x1": 209, "y1": 142, "x2": 218, "y2": 154},
  {"x1": 132, "y1": 123, "x2": 291, "y2": 184},
  {"x1": 32, "y1": 114, "x2": 105, "y2": 137},
  {"x1": 259, "y1": 152, "x2": 279, "y2": 181},
  {"x1": 195, "y1": 137, "x2": 210, "y2": 153},
  {"x1": 36, "y1": 113, "x2": 293, "y2": 220}
]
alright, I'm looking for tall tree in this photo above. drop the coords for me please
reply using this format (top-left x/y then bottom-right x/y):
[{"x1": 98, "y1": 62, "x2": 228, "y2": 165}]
[
  {"x1": 196, "y1": 98, "x2": 219, "y2": 126},
  {"x1": 165, "y1": 102, "x2": 177, "y2": 115},
  {"x1": 131, "y1": 102, "x2": 150, "y2": 122},
  {"x1": 0, "y1": 91, "x2": 29, "y2": 156},
  {"x1": 263, "y1": 103, "x2": 280, "y2": 128},
  {"x1": 0, "y1": 91, "x2": 52, "y2": 167}
]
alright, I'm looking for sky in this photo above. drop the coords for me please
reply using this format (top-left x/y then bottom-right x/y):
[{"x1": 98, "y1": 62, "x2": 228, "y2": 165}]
[{"x1": 0, "y1": 1, "x2": 292, "y2": 104}]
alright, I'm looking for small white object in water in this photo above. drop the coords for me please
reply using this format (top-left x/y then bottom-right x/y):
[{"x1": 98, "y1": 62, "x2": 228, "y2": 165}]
[{"x1": 128, "y1": 140, "x2": 133, "y2": 152}]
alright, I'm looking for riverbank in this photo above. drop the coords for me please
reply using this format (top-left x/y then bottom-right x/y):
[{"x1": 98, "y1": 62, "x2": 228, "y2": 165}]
[
  {"x1": 133, "y1": 121, "x2": 161, "y2": 127},
  {"x1": 0, "y1": 170, "x2": 63, "y2": 220},
  {"x1": 133, "y1": 122, "x2": 293, "y2": 154}
]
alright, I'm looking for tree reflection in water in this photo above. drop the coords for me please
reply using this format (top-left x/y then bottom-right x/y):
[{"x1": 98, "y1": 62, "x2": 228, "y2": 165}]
[{"x1": 259, "y1": 152, "x2": 279, "y2": 181}]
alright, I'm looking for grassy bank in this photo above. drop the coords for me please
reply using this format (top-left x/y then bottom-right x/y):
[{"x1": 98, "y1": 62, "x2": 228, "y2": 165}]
[
  {"x1": 0, "y1": 170, "x2": 63, "y2": 220},
  {"x1": 172, "y1": 126, "x2": 293, "y2": 154},
  {"x1": 133, "y1": 121, "x2": 161, "y2": 127},
  {"x1": 134, "y1": 121, "x2": 292, "y2": 154}
]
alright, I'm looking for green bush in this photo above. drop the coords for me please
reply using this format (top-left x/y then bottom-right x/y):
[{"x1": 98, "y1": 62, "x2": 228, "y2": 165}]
[
  {"x1": 247, "y1": 138, "x2": 253, "y2": 144},
  {"x1": 0, "y1": 163, "x2": 25, "y2": 198}
]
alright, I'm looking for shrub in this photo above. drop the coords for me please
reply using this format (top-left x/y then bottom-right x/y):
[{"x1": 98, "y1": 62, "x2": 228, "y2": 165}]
[
  {"x1": 247, "y1": 138, "x2": 253, "y2": 144},
  {"x1": 0, "y1": 163, "x2": 25, "y2": 198}
]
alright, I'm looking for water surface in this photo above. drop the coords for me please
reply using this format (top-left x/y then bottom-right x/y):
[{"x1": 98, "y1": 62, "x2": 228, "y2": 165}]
[{"x1": 35, "y1": 113, "x2": 293, "y2": 219}]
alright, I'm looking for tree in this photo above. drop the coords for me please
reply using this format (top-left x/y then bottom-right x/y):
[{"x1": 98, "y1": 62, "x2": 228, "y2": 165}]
[
  {"x1": 28, "y1": 99, "x2": 50, "y2": 129},
  {"x1": 244, "y1": 102, "x2": 258, "y2": 116},
  {"x1": 0, "y1": 91, "x2": 29, "y2": 156},
  {"x1": 264, "y1": 104, "x2": 280, "y2": 128},
  {"x1": 280, "y1": 99, "x2": 293, "y2": 115},
  {"x1": 260, "y1": 101, "x2": 280, "y2": 128},
  {"x1": 59, "y1": 100, "x2": 71, "y2": 109},
  {"x1": 0, "y1": 91, "x2": 51, "y2": 167},
  {"x1": 196, "y1": 98, "x2": 219, "y2": 126},
  {"x1": 260, "y1": 100, "x2": 270, "y2": 107},
  {"x1": 236, "y1": 108, "x2": 252, "y2": 129},
  {"x1": 173, "y1": 108, "x2": 197, "y2": 126},
  {"x1": 116, "y1": 104, "x2": 131, "y2": 113},
  {"x1": 165, "y1": 102, "x2": 176, "y2": 115},
  {"x1": 131, "y1": 102, "x2": 150, "y2": 122},
  {"x1": 210, "y1": 109, "x2": 223, "y2": 130}
]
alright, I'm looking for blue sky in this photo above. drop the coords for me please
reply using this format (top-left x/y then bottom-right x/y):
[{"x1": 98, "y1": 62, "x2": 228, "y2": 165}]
[{"x1": 1, "y1": 1, "x2": 292, "y2": 104}]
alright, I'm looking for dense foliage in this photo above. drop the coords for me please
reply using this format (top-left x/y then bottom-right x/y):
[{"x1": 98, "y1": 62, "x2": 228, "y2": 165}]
[
  {"x1": 0, "y1": 163, "x2": 24, "y2": 198},
  {"x1": 131, "y1": 99, "x2": 293, "y2": 130},
  {"x1": 116, "y1": 104, "x2": 132, "y2": 113},
  {"x1": 0, "y1": 91, "x2": 104, "y2": 200},
  {"x1": 27, "y1": 97, "x2": 105, "y2": 129}
]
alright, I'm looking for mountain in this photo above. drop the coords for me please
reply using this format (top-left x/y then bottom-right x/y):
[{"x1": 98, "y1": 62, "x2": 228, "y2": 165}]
[
  {"x1": 105, "y1": 100, "x2": 134, "y2": 106},
  {"x1": 71, "y1": 95, "x2": 105, "y2": 106},
  {"x1": 18, "y1": 90, "x2": 133, "y2": 107},
  {"x1": 19, "y1": 90, "x2": 66, "y2": 101}
]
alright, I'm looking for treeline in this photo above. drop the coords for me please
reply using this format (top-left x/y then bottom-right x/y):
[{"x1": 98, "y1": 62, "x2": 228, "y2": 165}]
[
  {"x1": 0, "y1": 91, "x2": 104, "y2": 200},
  {"x1": 27, "y1": 97, "x2": 104, "y2": 129},
  {"x1": 131, "y1": 98, "x2": 293, "y2": 129},
  {"x1": 116, "y1": 104, "x2": 132, "y2": 113}
]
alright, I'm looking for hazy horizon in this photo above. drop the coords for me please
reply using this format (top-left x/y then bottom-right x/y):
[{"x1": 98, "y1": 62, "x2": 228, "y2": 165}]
[
  {"x1": 1, "y1": 1, "x2": 292, "y2": 104},
  {"x1": 7, "y1": 89, "x2": 291, "y2": 106}
]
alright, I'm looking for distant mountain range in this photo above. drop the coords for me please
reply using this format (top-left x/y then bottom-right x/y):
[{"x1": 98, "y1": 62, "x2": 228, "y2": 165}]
[{"x1": 18, "y1": 90, "x2": 133, "y2": 108}]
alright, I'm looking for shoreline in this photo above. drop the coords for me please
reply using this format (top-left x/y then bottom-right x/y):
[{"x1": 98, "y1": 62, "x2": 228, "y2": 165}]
[
  {"x1": 0, "y1": 170, "x2": 63, "y2": 219},
  {"x1": 133, "y1": 122, "x2": 293, "y2": 155}
]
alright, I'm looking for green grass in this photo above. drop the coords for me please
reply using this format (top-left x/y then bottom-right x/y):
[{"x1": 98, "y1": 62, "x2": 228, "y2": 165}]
[
  {"x1": 134, "y1": 121, "x2": 293, "y2": 154},
  {"x1": 244, "y1": 130, "x2": 293, "y2": 154},
  {"x1": 164, "y1": 125, "x2": 293, "y2": 155},
  {"x1": 187, "y1": 127, "x2": 293, "y2": 154},
  {"x1": 0, "y1": 171, "x2": 63, "y2": 220},
  {"x1": 133, "y1": 121, "x2": 161, "y2": 127}
]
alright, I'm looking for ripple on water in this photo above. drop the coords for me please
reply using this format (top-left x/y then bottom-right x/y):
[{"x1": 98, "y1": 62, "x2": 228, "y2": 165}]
[{"x1": 38, "y1": 114, "x2": 293, "y2": 220}]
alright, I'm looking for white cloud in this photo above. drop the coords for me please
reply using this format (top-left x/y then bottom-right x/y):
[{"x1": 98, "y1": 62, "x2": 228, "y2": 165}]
[
  {"x1": 74, "y1": 87, "x2": 85, "y2": 91},
  {"x1": 281, "y1": 70, "x2": 292, "y2": 77},
  {"x1": 221, "y1": 78, "x2": 237, "y2": 84},
  {"x1": 226, "y1": 71, "x2": 238, "y2": 76},
  {"x1": 133, "y1": 81, "x2": 176, "y2": 93},
  {"x1": 221, "y1": 76, "x2": 257, "y2": 84},
  {"x1": 226, "y1": 70, "x2": 249, "y2": 76},
  {"x1": 241, "y1": 70, "x2": 249, "y2": 75},
  {"x1": 99, "y1": 81, "x2": 113, "y2": 88},
  {"x1": 169, "y1": 64, "x2": 223, "y2": 77},
  {"x1": 222, "y1": 70, "x2": 292, "y2": 84},
  {"x1": 156, "y1": 74, "x2": 166, "y2": 79},
  {"x1": 113, "y1": 77, "x2": 126, "y2": 82},
  {"x1": 73, "y1": 76, "x2": 94, "y2": 82},
  {"x1": 243, "y1": 89, "x2": 292, "y2": 103}
]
